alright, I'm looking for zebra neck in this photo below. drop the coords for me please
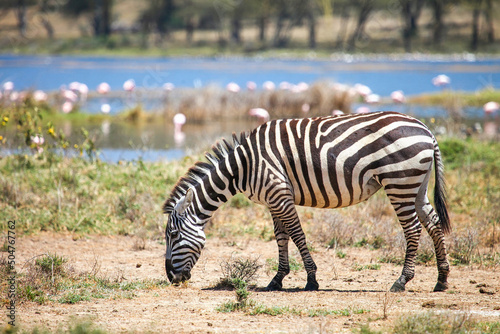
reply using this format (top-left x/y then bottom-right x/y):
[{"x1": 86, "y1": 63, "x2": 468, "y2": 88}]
[{"x1": 191, "y1": 152, "x2": 243, "y2": 220}]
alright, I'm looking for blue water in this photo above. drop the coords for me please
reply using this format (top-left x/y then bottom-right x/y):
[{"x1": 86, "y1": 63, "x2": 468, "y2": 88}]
[{"x1": 1, "y1": 54, "x2": 499, "y2": 96}]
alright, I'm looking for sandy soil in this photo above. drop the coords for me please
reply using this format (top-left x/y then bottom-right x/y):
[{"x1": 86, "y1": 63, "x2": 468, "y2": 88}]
[{"x1": 12, "y1": 234, "x2": 500, "y2": 333}]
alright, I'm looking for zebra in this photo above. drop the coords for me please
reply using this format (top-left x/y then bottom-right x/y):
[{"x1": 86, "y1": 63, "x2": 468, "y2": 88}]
[{"x1": 163, "y1": 111, "x2": 451, "y2": 292}]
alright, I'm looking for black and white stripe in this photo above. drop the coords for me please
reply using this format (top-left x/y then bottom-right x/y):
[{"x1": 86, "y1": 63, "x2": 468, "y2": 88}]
[{"x1": 163, "y1": 111, "x2": 451, "y2": 292}]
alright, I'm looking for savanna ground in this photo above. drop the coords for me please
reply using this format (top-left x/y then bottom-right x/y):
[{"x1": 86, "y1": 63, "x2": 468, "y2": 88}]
[{"x1": 1, "y1": 118, "x2": 499, "y2": 333}]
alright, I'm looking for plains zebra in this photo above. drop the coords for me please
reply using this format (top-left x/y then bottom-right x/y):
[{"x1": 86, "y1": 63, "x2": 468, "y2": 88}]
[{"x1": 163, "y1": 111, "x2": 451, "y2": 292}]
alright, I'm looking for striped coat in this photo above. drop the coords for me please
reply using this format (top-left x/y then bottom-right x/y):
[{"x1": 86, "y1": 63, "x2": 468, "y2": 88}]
[{"x1": 164, "y1": 111, "x2": 450, "y2": 292}]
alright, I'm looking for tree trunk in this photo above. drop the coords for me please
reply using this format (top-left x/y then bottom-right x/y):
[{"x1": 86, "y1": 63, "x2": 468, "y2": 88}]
[
  {"x1": 400, "y1": 0, "x2": 424, "y2": 52},
  {"x1": 231, "y1": 18, "x2": 241, "y2": 43},
  {"x1": 185, "y1": 17, "x2": 194, "y2": 43},
  {"x1": 157, "y1": 0, "x2": 174, "y2": 38},
  {"x1": 258, "y1": 17, "x2": 266, "y2": 42},
  {"x1": 308, "y1": 13, "x2": 316, "y2": 49},
  {"x1": 470, "y1": 0, "x2": 483, "y2": 51},
  {"x1": 484, "y1": 0, "x2": 494, "y2": 43},
  {"x1": 17, "y1": 0, "x2": 26, "y2": 37},
  {"x1": 347, "y1": 0, "x2": 373, "y2": 52},
  {"x1": 431, "y1": 0, "x2": 444, "y2": 46},
  {"x1": 335, "y1": 7, "x2": 350, "y2": 49}
]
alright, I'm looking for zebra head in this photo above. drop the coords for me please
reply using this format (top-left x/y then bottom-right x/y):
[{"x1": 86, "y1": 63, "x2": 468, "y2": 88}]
[{"x1": 165, "y1": 188, "x2": 206, "y2": 284}]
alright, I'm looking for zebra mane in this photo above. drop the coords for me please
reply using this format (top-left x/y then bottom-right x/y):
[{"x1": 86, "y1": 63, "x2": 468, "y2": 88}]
[{"x1": 163, "y1": 131, "x2": 248, "y2": 214}]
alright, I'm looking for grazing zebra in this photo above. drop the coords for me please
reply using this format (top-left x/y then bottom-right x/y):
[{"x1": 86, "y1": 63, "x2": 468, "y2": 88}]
[{"x1": 163, "y1": 111, "x2": 451, "y2": 292}]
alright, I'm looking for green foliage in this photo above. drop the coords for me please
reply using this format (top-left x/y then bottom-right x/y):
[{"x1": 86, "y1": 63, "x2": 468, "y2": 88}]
[
  {"x1": 266, "y1": 257, "x2": 303, "y2": 273},
  {"x1": 35, "y1": 253, "x2": 68, "y2": 276},
  {"x1": 336, "y1": 250, "x2": 347, "y2": 259},
  {"x1": 393, "y1": 311, "x2": 500, "y2": 334},
  {"x1": 218, "y1": 257, "x2": 262, "y2": 288},
  {"x1": 353, "y1": 263, "x2": 381, "y2": 271}
]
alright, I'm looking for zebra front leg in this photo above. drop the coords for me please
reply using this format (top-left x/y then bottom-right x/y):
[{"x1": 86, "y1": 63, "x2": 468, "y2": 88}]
[
  {"x1": 266, "y1": 215, "x2": 290, "y2": 291},
  {"x1": 389, "y1": 205, "x2": 422, "y2": 292},
  {"x1": 271, "y1": 204, "x2": 319, "y2": 291}
]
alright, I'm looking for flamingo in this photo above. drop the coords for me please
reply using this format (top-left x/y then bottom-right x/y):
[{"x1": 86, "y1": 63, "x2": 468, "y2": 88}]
[
  {"x1": 97, "y1": 82, "x2": 111, "y2": 94},
  {"x1": 163, "y1": 83, "x2": 175, "y2": 91},
  {"x1": 62, "y1": 89, "x2": 78, "y2": 102},
  {"x1": 354, "y1": 83, "x2": 372, "y2": 97},
  {"x1": 101, "y1": 104, "x2": 111, "y2": 114},
  {"x1": 3, "y1": 81, "x2": 14, "y2": 92},
  {"x1": 249, "y1": 108, "x2": 270, "y2": 123},
  {"x1": 332, "y1": 109, "x2": 344, "y2": 116},
  {"x1": 78, "y1": 83, "x2": 89, "y2": 102},
  {"x1": 301, "y1": 103, "x2": 310, "y2": 113},
  {"x1": 390, "y1": 90, "x2": 405, "y2": 103},
  {"x1": 226, "y1": 82, "x2": 240, "y2": 93},
  {"x1": 246, "y1": 81, "x2": 257, "y2": 91},
  {"x1": 263, "y1": 81, "x2": 275, "y2": 91},
  {"x1": 483, "y1": 101, "x2": 499, "y2": 114},
  {"x1": 432, "y1": 74, "x2": 450, "y2": 87},
  {"x1": 62, "y1": 101, "x2": 74, "y2": 113},
  {"x1": 279, "y1": 81, "x2": 292, "y2": 90},
  {"x1": 365, "y1": 94, "x2": 380, "y2": 104},
  {"x1": 33, "y1": 90, "x2": 48, "y2": 102},
  {"x1": 173, "y1": 113, "x2": 187, "y2": 145},
  {"x1": 123, "y1": 79, "x2": 135, "y2": 92},
  {"x1": 355, "y1": 106, "x2": 371, "y2": 114}
]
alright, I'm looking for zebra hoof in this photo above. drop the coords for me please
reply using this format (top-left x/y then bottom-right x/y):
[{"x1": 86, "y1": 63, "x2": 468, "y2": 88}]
[
  {"x1": 304, "y1": 280, "x2": 319, "y2": 291},
  {"x1": 389, "y1": 281, "x2": 406, "y2": 292},
  {"x1": 433, "y1": 281, "x2": 448, "y2": 292},
  {"x1": 265, "y1": 280, "x2": 283, "y2": 291}
]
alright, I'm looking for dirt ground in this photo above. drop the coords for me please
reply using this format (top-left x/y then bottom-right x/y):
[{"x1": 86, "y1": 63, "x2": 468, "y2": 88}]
[{"x1": 13, "y1": 234, "x2": 500, "y2": 333}]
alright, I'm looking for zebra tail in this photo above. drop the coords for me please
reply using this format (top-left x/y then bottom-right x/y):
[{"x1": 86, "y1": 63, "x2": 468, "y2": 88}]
[{"x1": 433, "y1": 139, "x2": 451, "y2": 234}]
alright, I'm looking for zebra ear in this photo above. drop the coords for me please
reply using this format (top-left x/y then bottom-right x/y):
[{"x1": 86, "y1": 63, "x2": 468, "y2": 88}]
[{"x1": 175, "y1": 188, "x2": 194, "y2": 214}]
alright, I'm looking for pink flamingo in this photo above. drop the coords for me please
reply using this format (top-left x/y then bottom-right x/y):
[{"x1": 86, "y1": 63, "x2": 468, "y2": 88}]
[
  {"x1": 483, "y1": 101, "x2": 499, "y2": 114},
  {"x1": 33, "y1": 90, "x2": 48, "y2": 102},
  {"x1": 101, "y1": 104, "x2": 111, "y2": 114},
  {"x1": 332, "y1": 109, "x2": 344, "y2": 116},
  {"x1": 246, "y1": 81, "x2": 257, "y2": 91},
  {"x1": 354, "y1": 83, "x2": 372, "y2": 97},
  {"x1": 263, "y1": 81, "x2": 275, "y2": 91},
  {"x1": 226, "y1": 82, "x2": 240, "y2": 93},
  {"x1": 163, "y1": 83, "x2": 175, "y2": 91},
  {"x1": 3, "y1": 81, "x2": 14, "y2": 92},
  {"x1": 249, "y1": 108, "x2": 270, "y2": 123},
  {"x1": 301, "y1": 103, "x2": 310, "y2": 113},
  {"x1": 62, "y1": 101, "x2": 74, "y2": 113},
  {"x1": 355, "y1": 106, "x2": 371, "y2": 114},
  {"x1": 391, "y1": 90, "x2": 405, "y2": 103},
  {"x1": 97, "y1": 82, "x2": 111, "y2": 94},
  {"x1": 432, "y1": 74, "x2": 450, "y2": 87},
  {"x1": 173, "y1": 113, "x2": 187, "y2": 146},
  {"x1": 123, "y1": 79, "x2": 135, "y2": 92},
  {"x1": 365, "y1": 94, "x2": 380, "y2": 104}
]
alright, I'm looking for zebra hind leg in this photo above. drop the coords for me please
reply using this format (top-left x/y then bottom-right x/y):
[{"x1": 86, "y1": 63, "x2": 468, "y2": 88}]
[
  {"x1": 266, "y1": 215, "x2": 290, "y2": 291},
  {"x1": 388, "y1": 199, "x2": 422, "y2": 292},
  {"x1": 417, "y1": 201, "x2": 450, "y2": 292}
]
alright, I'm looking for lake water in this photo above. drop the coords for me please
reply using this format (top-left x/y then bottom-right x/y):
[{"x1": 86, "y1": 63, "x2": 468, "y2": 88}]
[{"x1": 1, "y1": 54, "x2": 498, "y2": 162}]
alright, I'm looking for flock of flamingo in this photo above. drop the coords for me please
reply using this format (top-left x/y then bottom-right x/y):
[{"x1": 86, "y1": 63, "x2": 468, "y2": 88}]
[{"x1": 1, "y1": 73, "x2": 499, "y2": 143}]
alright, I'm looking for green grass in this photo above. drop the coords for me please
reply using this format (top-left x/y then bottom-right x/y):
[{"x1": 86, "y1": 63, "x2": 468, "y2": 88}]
[
  {"x1": 409, "y1": 89, "x2": 500, "y2": 107},
  {"x1": 266, "y1": 257, "x2": 303, "y2": 273}
]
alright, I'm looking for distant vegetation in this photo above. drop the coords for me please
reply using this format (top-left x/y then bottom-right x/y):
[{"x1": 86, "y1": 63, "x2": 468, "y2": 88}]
[{"x1": 0, "y1": 0, "x2": 498, "y2": 55}]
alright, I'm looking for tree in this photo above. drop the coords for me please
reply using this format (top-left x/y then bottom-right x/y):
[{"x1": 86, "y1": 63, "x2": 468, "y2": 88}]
[
  {"x1": 347, "y1": 0, "x2": 374, "y2": 52},
  {"x1": 484, "y1": 0, "x2": 494, "y2": 43},
  {"x1": 399, "y1": 0, "x2": 425, "y2": 52},
  {"x1": 63, "y1": 0, "x2": 113, "y2": 37},
  {"x1": 429, "y1": 0, "x2": 447, "y2": 46},
  {"x1": 470, "y1": 0, "x2": 483, "y2": 51}
]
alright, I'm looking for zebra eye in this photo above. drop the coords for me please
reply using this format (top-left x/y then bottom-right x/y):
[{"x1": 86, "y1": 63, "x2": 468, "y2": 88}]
[{"x1": 170, "y1": 230, "x2": 179, "y2": 238}]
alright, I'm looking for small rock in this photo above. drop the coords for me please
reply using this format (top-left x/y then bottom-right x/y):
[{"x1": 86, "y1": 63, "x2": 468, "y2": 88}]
[
  {"x1": 207, "y1": 323, "x2": 213, "y2": 327},
  {"x1": 136, "y1": 263, "x2": 142, "y2": 268},
  {"x1": 35, "y1": 311, "x2": 41, "y2": 315},
  {"x1": 476, "y1": 283, "x2": 487, "y2": 288},
  {"x1": 112, "y1": 309, "x2": 118, "y2": 313},
  {"x1": 469, "y1": 280, "x2": 477, "y2": 284},
  {"x1": 479, "y1": 287, "x2": 495, "y2": 295}
]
